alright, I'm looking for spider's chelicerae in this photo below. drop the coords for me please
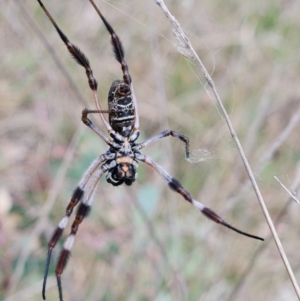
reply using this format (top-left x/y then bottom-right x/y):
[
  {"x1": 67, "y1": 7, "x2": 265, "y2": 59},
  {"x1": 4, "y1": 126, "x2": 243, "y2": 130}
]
[{"x1": 37, "y1": 1, "x2": 264, "y2": 300}]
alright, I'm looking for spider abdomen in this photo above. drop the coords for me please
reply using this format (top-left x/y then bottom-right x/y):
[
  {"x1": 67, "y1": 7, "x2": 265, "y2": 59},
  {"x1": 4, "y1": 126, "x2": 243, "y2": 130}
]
[{"x1": 108, "y1": 80, "x2": 135, "y2": 137}]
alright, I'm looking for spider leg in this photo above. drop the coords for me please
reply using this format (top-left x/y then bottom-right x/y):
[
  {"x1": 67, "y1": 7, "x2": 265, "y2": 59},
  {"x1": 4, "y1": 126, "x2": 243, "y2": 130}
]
[
  {"x1": 82, "y1": 109, "x2": 132, "y2": 144},
  {"x1": 130, "y1": 84, "x2": 140, "y2": 133},
  {"x1": 136, "y1": 154, "x2": 264, "y2": 241},
  {"x1": 37, "y1": 0, "x2": 112, "y2": 132},
  {"x1": 88, "y1": 0, "x2": 130, "y2": 85},
  {"x1": 81, "y1": 109, "x2": 124, "y2": 147},
  {"x1": 42, "y1": 155, "x2": 109, "y2": 300},
  {"x1": 88, "y1": 0, "x2": 140, "y2": 133},
  {"x1": 55, "y1": 167, "x2": 105, "y2": 301},
  {"x1": 134, "y1": 130, "x2": 190, "y2": 159}
]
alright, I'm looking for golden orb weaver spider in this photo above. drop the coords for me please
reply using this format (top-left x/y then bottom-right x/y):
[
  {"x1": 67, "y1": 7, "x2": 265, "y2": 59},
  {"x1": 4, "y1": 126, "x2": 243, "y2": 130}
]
[{"x1": 36, "y1": 1, "x2": 264, "y2": 300}]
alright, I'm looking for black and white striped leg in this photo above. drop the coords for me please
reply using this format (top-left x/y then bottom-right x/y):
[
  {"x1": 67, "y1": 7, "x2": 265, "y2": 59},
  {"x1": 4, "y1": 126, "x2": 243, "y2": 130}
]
[
  {"x1": 134, "y1": 130, "x2": 190, "y2": 158},
  {"x1": 42, "y1": 156, "x2": 108, "y2": 300},
  {"x1": 136, "y1": 154, "x2": 264, "y2": 241},
  {"x1": 37, "y1": 0, "x2": 112, "y2": 132},
  {"x1": 55, "y1": 168, "x2": 105, "y2": 301},
  {"x1": 88, "y1": 0, "x2": 131, "y2": 85}
]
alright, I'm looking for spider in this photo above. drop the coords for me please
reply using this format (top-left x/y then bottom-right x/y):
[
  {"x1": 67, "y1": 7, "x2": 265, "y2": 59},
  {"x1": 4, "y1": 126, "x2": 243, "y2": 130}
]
[{"x1": 37, "y1": 1, "x2": 264, "y2": 300}]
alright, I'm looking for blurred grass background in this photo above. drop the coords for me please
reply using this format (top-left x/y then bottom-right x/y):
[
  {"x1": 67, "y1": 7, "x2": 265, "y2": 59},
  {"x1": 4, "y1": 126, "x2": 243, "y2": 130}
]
[{"x1": 1, "y1": 0, "x2": 300, "y2": 300}]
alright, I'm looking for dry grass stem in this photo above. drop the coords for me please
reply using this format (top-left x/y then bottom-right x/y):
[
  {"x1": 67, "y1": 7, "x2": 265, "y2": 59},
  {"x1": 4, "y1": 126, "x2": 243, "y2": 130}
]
[
  {"x1": 227, "y1": 104, "x2": 300, "y2": 210},
  {"x1": 274, "y1": 176, "x2": 300, "y2": 206},
  {"x1": 226, "y1": 182, "x2": 300, "y2": 301},
  {"x1": 155, "y1": 0, "x2": 300, "y2": 298}
]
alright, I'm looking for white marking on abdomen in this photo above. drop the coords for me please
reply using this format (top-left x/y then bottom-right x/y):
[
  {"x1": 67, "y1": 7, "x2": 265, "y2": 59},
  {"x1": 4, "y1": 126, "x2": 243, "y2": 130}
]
[{"x1": 112, "y1": 115, "x2": 135, "y2": 121}]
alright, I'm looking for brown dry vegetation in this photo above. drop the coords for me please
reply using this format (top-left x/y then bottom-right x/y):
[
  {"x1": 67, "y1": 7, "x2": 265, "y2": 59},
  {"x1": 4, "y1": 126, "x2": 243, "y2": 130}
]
[{"x1": 1, "y1": 0, "x2": 300, "y2": 301}]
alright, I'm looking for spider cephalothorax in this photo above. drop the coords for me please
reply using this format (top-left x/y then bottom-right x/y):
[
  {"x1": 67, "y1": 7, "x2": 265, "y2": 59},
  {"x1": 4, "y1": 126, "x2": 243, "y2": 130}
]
[
  {"x1": 106, "y1": 160, "x2": 137, "y2": 186},
  {"x1": 105, "y1": 138, "x2": 139, "y2": 186},
  {"x1": 37, "y1": 1, "x2": 264, "y2": 300}
]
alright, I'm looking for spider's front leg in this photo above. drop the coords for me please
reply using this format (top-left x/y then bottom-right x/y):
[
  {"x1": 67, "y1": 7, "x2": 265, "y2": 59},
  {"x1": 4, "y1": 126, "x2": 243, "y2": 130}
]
[
  {"x1": 136, "y1": 154, "x2": 264, "y2": 241},
  {"x1": 37, "y1": 0, "x2": 112, "y2": 132},
  {"x1": 133, "y1": 130, "x2": 190, "y2": 159}
]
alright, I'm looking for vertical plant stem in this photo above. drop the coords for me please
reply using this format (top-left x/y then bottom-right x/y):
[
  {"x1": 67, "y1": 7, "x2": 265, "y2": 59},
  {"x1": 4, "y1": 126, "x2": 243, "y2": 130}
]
[{"x1": 154, "y1": 0, "x2": 300, "y2": 298}]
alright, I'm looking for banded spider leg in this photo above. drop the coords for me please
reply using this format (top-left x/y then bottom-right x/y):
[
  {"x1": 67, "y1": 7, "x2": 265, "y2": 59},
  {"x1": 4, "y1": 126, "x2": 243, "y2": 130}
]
[
  {"x1": 42, "y1": 154, "x2": 110, "y2": 299},
  {"x1": 136, "y1": 153, "x2": 264, "y2": 241}
]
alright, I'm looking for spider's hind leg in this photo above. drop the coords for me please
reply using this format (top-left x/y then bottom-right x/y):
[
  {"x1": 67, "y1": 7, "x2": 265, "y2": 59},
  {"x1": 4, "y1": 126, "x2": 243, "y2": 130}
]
[
  {"x1": 55, "y1": 203, "x2": 91, "y2": 301},
  {"x1": 54, "y1": 168, "x2": 105, "y2": 301},
  {"x1": 37, "y1": 0, "x2": 113, "y2": 132},
  {"x1": 42, "y1": 187, "x2": 83, "y2": 300},
  {"x1": 42, "y1": 156, "x2": 107, "y2": 300}
]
